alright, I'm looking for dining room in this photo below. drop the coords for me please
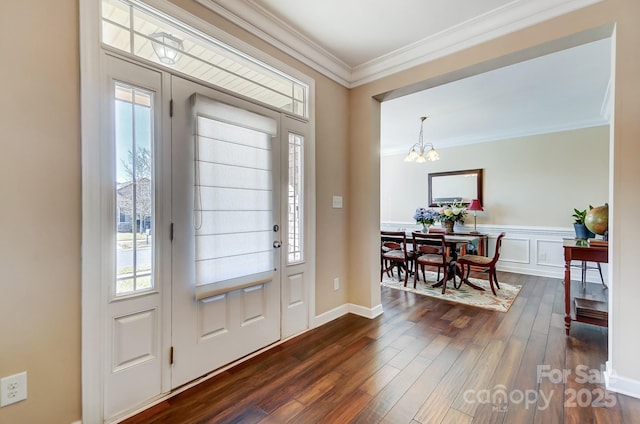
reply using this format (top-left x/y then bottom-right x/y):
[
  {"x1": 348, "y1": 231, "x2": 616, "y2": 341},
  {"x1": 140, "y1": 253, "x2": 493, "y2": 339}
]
[{"x1": 379, "y1": 37, "x2": 611, "y2": 285}]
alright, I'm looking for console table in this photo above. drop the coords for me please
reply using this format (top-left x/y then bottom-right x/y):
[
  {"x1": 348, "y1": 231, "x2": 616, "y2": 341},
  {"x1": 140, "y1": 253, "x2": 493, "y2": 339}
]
[{"x1": 563, "y1": 238, "x2": 608, "y2": 335}]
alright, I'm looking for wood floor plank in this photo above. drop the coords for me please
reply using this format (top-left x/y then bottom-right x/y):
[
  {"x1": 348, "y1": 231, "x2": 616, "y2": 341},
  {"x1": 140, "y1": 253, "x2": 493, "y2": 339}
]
[
  {"x1": 419, "y1": 334, "x2": 453, "y2": 360},
  {"x1": 450, "y1": 339, "x2": 506, "y2": 415},
  {"x1": 618, "y1": 392, "x2": 640, "y2": 424},
  {"x1": 413, "y1": 342, "x2": 484, "y2": 423},
  {"x1": 533, "y1": 325, "x2": 566, "y2": 424},
  {"x1": 380, "y1": 343, "x2": 461, "y2": 423},
  {"x1": 441, "y1": 408, "x2": 474, "y2": 424},
  {"x1": 530, "y1": 278, "x2": 557, "y2": 335},
  {"x1": 319, "y1": 389, "x2": 373, "y2": 423},
  {"x1": 351, "y1": 355, "x2": 432, "y2": 423},
  {"x1": 359, "y1": 364, "x2": 402, "y2": 396},
  {"x1": 257, "y1": 399, "x2": 305, "y2": 424},
  {"x1": 503, "y1": 330, "x2": 548, "y2": 423},
  {"x1": 120, "y1": 271, "x2": 640, "y2": 424},
  {"x1": 295, "y1": 371, "x2": 344, "y2": 405},
  {"x1": 470, "y1": 337, "x2": 527, "y2": 424},
  {"x1": 563, "y1": 324, "x2": 626, "y2": 424}
]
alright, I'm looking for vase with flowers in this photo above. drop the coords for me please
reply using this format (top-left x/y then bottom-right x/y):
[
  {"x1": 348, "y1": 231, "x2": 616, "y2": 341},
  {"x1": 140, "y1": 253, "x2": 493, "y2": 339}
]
[
  {"x1": 436, "y1": 202, "x2": 468, "y2": 233},
  {"x1": 413, "y1": 207, "x2": 439, "y2": 232}
]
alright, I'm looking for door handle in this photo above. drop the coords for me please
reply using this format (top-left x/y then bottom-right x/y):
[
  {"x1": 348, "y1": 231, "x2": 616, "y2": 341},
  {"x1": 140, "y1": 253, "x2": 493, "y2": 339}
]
[{"x1": 273, "y1": 240, "x2": 282, "y2": 248}]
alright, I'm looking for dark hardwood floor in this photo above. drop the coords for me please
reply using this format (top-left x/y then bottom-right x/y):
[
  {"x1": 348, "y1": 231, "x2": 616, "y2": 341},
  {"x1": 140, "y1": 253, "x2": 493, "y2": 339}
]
[{"x1": 122, "y1": 271, "x2": 640, "y2": 423}]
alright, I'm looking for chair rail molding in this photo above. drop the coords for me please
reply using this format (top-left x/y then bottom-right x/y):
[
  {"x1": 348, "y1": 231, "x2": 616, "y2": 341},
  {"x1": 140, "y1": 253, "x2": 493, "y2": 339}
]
[{"x1": 381, "y1": 222, "x2": 608, "y2": 284}]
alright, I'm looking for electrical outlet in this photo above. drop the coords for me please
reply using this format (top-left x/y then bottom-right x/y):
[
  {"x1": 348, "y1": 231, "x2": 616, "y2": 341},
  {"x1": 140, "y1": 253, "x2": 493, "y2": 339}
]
[
  {"x1": 0, "y1": 371, "x2": 27, "y2": 407},
  {"x1": 333, "y1": 277, "x2": 340, "y2": 291}
]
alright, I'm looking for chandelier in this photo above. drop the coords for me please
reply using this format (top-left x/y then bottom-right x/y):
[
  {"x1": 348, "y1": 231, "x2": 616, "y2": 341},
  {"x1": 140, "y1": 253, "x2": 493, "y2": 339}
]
[{"x1": 404, "y1": 116, "x2": 439, "y2": 163}]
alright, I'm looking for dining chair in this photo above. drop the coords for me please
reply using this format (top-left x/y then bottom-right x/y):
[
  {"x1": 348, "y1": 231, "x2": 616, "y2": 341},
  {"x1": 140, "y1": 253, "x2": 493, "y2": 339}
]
[
  {"x1": 411, "y1": 232, "x2": 454, "y2": 293},
  {"x1": 381, "y1": 231, "x2": 411, "y2": 285},
  {"x1": 422, "y1": 227, "x2": 453, "y2": 256},
  {"x1": 457, "y1": 232, "x2": 506, "y2": 296}
]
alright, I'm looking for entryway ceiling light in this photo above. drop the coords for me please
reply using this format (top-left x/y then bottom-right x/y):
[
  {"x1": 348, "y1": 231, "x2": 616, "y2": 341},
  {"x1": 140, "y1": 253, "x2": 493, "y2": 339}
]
[{"x1": 150, "y1": 32, "x2": 184, "y2": 65}]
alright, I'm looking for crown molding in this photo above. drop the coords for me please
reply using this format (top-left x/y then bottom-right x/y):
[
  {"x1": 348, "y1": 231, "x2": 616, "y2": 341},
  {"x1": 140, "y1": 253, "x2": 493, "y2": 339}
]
[
  {"x1": 195, "y1": 0, "x2": 352, "y2": 86},
  {"x1": 381, "y1": 119, "x2": 610, "y2": 156},
  {"x1": 199, "y1": 0, "x2": 601, "y2": 88},
  {"x1": 350, "y1": 0, "x2": 603, "y2": 86}
]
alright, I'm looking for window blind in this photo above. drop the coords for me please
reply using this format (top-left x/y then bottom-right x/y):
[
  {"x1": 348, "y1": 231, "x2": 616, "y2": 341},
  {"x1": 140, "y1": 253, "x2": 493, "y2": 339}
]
[{"x1": 192, "y1": 94, "x2": 277, "y2": 286}]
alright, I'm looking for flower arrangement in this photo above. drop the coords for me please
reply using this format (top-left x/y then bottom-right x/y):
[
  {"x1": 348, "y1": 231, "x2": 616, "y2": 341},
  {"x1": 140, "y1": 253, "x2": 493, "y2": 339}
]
[
  {"x1": 436, "y1": 202, "x2": 468, "y2": 223},
  {"x1": 413, "y1": 207, "x2": 439, "y2": 226}
]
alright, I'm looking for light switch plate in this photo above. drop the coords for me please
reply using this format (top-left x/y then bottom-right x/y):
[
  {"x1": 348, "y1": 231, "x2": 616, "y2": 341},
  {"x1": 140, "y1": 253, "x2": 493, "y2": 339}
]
[{"x1": 332, "y1": 195, "x2": 343, "y2": 208}]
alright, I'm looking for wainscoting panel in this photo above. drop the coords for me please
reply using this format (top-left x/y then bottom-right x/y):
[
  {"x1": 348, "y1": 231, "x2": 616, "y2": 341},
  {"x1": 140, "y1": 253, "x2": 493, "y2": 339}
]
[
  {"x1": 381, "y1": 222, "x2": 608, "y2": 283},
  {"x1": 536, "y1": 239, "x2": 565, "y2": 268},
  {"x1": 499, "y1": 236, "x2": 530, "y2": 264}
]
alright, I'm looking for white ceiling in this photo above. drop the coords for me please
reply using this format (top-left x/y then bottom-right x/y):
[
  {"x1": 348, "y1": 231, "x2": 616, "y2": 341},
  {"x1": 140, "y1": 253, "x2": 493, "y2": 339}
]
[
  {"x1": 202, "y1": 0, "x2": 610, "y2": 152},
  {"x1": 381, "y1": 38, "x2": 611, "y2": 154},
  {"x1": 250, "y1": 0, "x2": 515, "y2": 67}
]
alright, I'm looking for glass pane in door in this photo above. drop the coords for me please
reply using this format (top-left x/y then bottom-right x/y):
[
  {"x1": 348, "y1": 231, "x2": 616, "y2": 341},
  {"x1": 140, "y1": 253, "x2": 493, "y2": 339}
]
[{"x1": 114, "y1": 83, "x2": 154, "y2": 295}]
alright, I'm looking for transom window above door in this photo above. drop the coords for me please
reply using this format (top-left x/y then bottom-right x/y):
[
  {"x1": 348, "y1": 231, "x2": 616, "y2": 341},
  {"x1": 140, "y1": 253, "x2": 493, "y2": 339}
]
[{"x1": 101, "y1": 0, "x2": 309, "y2": 118}]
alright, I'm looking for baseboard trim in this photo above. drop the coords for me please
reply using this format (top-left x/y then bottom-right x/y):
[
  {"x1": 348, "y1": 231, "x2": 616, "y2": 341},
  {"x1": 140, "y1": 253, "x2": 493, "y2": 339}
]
[
  {"x1": 349, "y1": 302, "x2": 384, "y2": 319},
  {"x1": 314, "y1": 302, "x2": 384, "y2": 326},
  {"x1": 605, "y1": 361, "x2": 640, "y2": 399},
  {"x1": 314, "y1": 304, "x2": 350, "y2": 327}
]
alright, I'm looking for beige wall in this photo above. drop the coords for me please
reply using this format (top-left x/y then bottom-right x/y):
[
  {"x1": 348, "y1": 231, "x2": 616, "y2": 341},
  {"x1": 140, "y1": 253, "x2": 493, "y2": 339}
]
[
  {"x1": 1, "y1": 1, "x2": 639, "y2": 423},
  {"x1": 0, "y1": 1, "x2": 82, "y2": 424},
  {"x1": 381, "y1": 126, "x2": 610, "y2": 227},
  {"x1": 0, "y1": 1, "x2": 350, "y2": 423},
  {"x1": 350, "y1": 0, "x2": 640, "y2": 392},
  {"x1": 314, "y1": 80, "x2": 350, "y2": 312}
]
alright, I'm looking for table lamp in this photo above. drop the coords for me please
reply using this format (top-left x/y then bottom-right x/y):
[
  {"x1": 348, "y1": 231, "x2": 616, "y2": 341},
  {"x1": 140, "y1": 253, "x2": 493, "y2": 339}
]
[{"x1": 468, "y1": 199, "x2": 483, "y2": 233}]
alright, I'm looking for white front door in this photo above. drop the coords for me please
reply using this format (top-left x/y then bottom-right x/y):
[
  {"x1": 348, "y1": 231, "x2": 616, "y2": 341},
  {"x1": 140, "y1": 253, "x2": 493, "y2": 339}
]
[{"x1": 170, "y1": 76, "x2": 282, "y2": 388}]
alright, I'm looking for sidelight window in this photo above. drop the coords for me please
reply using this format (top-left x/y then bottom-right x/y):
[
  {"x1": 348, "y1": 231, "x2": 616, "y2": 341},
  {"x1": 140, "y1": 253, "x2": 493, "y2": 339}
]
[
  {"x1": 114, "y1": 82, "x2": 155, "y2": 295},
  {"x1": 287, "y1": 133, "x2": 304, "y2": 263}
]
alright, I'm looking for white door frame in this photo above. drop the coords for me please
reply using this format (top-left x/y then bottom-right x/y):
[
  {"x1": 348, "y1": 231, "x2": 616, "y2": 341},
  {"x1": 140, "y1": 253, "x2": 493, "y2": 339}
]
[{"x1": 80, "y1": 1, "x2": 316, "y2": 421}]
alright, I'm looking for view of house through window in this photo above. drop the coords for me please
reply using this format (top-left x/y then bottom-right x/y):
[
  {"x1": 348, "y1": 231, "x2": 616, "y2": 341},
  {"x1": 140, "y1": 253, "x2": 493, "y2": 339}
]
[
  {"x1": 115, "y1": 82, "x2": 154, "y2": 295},
  {"x1": 288, "y1": 132, "x2": 304, "y2": 263}
]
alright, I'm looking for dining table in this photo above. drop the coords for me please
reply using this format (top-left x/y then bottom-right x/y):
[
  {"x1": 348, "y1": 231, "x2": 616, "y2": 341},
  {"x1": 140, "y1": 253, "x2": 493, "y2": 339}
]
[
  {"x1": 381, "y1": 231, "x2": 480, "y2": 289},
  {"x1": 426, "y1": 234, "x2": 482, "y2": 290},
  {"x1": 382, "y1": 232, "x2": 484, "y2": 290}
]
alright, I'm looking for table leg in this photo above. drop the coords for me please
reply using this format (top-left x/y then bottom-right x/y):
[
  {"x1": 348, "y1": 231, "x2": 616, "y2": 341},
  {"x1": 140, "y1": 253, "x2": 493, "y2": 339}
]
[
  {"x1": 431, "y1": 264, "x2": 454, "y2": 288},
  {"x1": 461, "y1": 277, "x2": 484, "y2": 291}
]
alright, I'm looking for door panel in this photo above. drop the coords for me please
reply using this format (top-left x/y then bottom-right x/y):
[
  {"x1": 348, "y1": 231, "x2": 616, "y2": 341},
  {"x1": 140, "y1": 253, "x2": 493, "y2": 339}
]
[
  {"x1": 102, "y1": 55, "x2": 166, "y2": 420},
  {"x1": 281, "y1": 117, "x2": 310, "y2": 339},
  {"x1": 171, "y1": 76, "x2": 281, "y2": 388}
]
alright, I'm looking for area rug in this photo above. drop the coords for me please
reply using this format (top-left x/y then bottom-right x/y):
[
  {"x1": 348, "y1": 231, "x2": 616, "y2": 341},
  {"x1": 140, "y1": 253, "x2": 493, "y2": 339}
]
[{"x1": 381, "y1": 271, "x2": 522, "y2": 312}]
